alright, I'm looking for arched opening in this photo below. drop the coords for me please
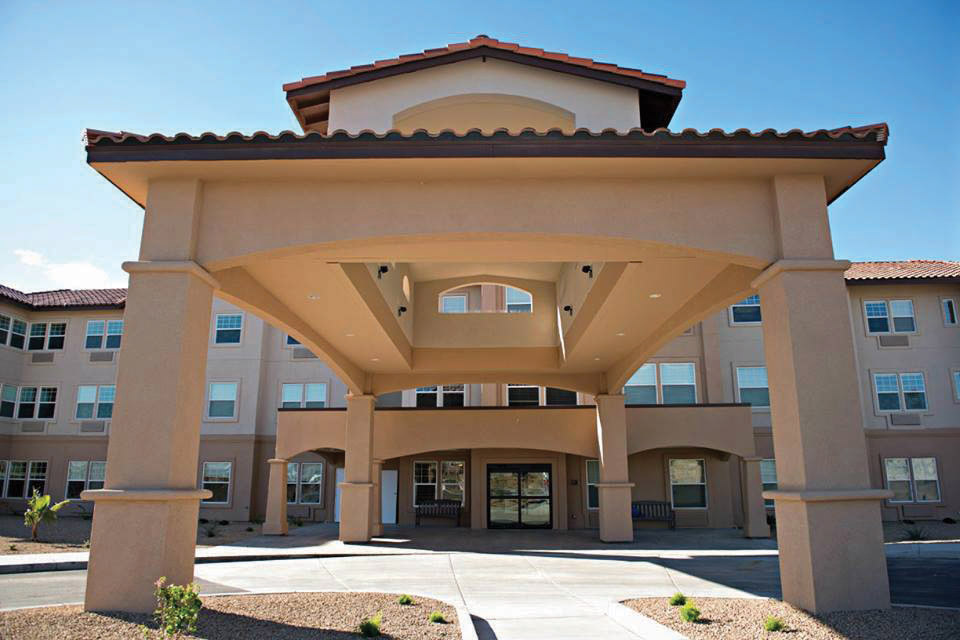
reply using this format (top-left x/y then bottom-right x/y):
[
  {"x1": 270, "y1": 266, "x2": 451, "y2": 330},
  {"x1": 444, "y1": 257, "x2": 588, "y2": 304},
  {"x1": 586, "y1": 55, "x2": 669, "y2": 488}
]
[{"x1": 438, "y1": 283, "x2": 533, "y2": 314}]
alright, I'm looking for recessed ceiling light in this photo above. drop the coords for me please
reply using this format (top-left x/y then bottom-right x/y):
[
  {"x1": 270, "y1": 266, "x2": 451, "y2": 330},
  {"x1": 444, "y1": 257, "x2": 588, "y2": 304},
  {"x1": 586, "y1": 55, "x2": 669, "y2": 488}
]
[
  {"x1": 615, "y1": 331, "x2": 626, "y2": 337},
  {"x1": 345, "y1": 333, "x2": 355, "y2": 337},
  {"x1": 649, "y1": 293, "x2": 662, "y2": 299},
  {"x1": 370, "y1": 357, "x2": 380, "y2": 362},
  {"x1": 594, "y1": 356, "x2": 601, "y2": 361},
  {"x1": 307, "y1": 294, "x2": 321, "y2": 300}
]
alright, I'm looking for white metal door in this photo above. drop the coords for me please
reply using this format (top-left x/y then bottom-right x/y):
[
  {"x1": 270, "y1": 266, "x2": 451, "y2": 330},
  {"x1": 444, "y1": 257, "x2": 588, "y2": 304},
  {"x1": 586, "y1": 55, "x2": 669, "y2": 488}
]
[
  {"x1": 334, "y1": 467, "x2": 344, "y2": 523},
  {"x1": 381, "y1": 469, "x2": 398, "y2": 524}
]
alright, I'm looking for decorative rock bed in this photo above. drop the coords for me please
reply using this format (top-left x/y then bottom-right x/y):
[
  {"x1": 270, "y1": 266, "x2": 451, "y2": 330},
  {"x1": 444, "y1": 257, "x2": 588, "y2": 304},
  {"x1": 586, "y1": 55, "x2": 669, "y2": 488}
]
[{"x1": 0, "y1": 592, "x2": 461, "y2": 639}]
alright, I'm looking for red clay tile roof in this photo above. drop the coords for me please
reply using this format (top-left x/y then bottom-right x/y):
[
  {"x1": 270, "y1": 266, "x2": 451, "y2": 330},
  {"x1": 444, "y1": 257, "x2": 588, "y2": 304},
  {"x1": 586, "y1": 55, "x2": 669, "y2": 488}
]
[
  {"x1": 283, "y1": 35, "x2": 686, "y2": 93},
  {"x1": 0, "y1": 285, "x2": 126, "y2": 310},
  {"x1": 845, "y1": 260, "x2": 960, "y2": 281}
]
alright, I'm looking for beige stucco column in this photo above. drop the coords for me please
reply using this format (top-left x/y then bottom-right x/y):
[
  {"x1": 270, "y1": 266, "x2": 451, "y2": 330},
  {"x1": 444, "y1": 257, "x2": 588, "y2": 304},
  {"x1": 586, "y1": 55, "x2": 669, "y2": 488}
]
[
  {"x1": 82, "y1": 260, "x2": 216, "y2": 612},
  {"x1": 595, "y1": 394, "x2": 634, "y2": 542},
  {"x1": 339, "y1": 394, "x2": 376, "y2": 542},
  {"x1": 263, "y1": 458, "x2": 289, "y2": 535},
  {"x1": 755, "y1": 259, "x2": 891, "y2": 612},
  {"x1": 740, "y1": 457, "x2": 771, "y2": 538},
  {"x1": 370, "y1": 459, "x2": 384, "y2": 537}
]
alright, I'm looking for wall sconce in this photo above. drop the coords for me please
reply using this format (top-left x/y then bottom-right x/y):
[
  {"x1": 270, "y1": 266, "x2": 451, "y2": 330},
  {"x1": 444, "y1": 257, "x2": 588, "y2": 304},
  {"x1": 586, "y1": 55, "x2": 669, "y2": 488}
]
[
  {"x1": 581, "y1": 265, "x2": 593, "y2": 278},
  {"x1": 563, "y1": 305, "x2": 574, "y2": 316},
  {"x1": 377, "y1": 265, "x2": 390, "y2": 279},
  {"x1": 397, "y1": 306, "x2": 407, "y2": 317}
]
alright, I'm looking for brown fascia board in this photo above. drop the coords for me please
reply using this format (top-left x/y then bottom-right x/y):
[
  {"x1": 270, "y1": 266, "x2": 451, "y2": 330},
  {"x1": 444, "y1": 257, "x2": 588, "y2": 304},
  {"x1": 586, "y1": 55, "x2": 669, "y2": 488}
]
[
  {"x1": 845, "y1": 277, "x2": 960, "y2": 286},
  {"x1": 0, "y1": 296, "x2": 125, "y2": 311},
  {"x1": 285, "y1": 46, "x2": 685, "y2": 131}
]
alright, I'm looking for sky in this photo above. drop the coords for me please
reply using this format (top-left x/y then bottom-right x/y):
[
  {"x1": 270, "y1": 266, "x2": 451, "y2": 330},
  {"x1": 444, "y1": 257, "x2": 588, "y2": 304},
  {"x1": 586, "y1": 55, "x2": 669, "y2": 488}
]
[{"x1": 0, "y1": 1, "x2": 957, "y2": 293}]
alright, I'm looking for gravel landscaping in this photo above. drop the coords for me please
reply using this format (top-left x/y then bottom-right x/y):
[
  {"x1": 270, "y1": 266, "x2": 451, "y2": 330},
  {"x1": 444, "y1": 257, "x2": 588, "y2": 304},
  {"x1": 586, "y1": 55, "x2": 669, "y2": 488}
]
[
  {"x1": 625, "y1": 596, "x2": 960, "y2": 639},
  {"x1": 0, "y1": 515, "x2": 263, "y2": 554},
  {"x1": 0, "y1": 592, "x2": 461, "y2": 639},
  {"x1": 882, "y1": 520, "x2": 960, "y2": 543}
]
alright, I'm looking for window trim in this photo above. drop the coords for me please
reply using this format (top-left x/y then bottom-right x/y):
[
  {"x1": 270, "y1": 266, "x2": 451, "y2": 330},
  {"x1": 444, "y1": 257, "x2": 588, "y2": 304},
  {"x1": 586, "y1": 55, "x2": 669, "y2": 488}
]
[
  {"x1": 200, "y1": 461, "x2": 233, "y2": 505},
  {"x1": 286, "y1": 460, "x2": 325, "y2": 505},
  {"x1": 27, "y1": 320, "x2": 68, "y2": 351},
  {"x1": 585, "y1": 459, "x2": 600, "y2": 511},
  {"x1": 872, "y1": 371, "x2": 929, "y2": 414},
  {"x1": 212, "y1": 312, "x2": 244, "y2": 346},
  {"x1": 883, "y1": 456, "x2": 941, "y2": 504},
  {"x1": 412, "y1": 460, "x2": 439, "y2": 507},
  {"x1": 952, "y1": 369, "x2": 960, "y2": 404},
  {"x1": 667, "y1": 458, "x2": 708, "y2": 510},
  {"x1": 734, "y1": 365, "x2": 770, "y2": 411},
  {"x1": 0, "y1": 313, "x2": 29, "y2": 350},
  {"x1": 84, "y1": 318, "x2": 124, "y2": 351},
  {"x1": 505, "y1": 383, "x2": 542, "y2": 407},
  {"x1": 279, "y1": 381, "x2": 329, "y2": 409},
  {"x1": 205, "y1": 379, "x2": 240, "y2": 421},
  {"x1": 0, "y1": 382, "x2": 19, "y2": 420},
  {"x1": 439, "y1": 294, "x2": 468, "y2": 314},
  {"x1": 863, "y1": 299, "x2": 917, "y2": 336},
  {"x1": 74, "y1": 384, "x2": 116, "y2": 422},
  {"x1": 728, "y1": 295, "x2": 762, "y2": 326},
  {"x1": 15, "y1": 385, "x2": 59, "y2": 421},
  {"x1": 65, "y1": 460, "x2": 106, "y2": 499},
  {"x1": 440, "y1": 460, "x2": 466, "y2": 505},
  {"x1": 760, "y1": 459, "x2": 777, "y2": 508},
  {"x1": 942, "y1": 297, "x2": 958, "y2": 327}
]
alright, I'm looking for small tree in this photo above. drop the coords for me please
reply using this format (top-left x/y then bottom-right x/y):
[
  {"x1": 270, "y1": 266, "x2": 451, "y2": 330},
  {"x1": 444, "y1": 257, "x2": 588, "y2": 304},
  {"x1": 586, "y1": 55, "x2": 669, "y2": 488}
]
[{"x1": 23, "y1": 489, "x2": 69, "y2": 542}]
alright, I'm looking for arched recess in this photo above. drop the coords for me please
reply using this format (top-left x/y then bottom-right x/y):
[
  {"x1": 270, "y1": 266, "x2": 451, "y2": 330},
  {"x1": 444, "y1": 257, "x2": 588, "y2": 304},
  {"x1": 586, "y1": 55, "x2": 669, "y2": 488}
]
[
  {"x1": 625, "y1": 405, "x2": 756, "y2": 459},
  {"x1": 392, "y1": 93, "x2": 576, "y2": 134}
]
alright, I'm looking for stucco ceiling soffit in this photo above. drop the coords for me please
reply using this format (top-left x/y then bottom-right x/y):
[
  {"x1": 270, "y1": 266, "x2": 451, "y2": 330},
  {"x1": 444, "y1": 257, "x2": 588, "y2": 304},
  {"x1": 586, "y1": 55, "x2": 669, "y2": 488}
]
[
  {"x1": 337, "y1": 263, "x2": 413, "y2": 368},
  {"x1": 558, "y1": 262, "x2": 628, "y2": 361}
]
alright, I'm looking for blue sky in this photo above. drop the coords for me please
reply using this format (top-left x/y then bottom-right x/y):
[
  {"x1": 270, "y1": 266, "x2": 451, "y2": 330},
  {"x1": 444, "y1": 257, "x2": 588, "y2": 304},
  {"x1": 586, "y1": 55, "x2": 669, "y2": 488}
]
[{"x1": 1, "y1": 1, "x2": 956, "y2": 292}]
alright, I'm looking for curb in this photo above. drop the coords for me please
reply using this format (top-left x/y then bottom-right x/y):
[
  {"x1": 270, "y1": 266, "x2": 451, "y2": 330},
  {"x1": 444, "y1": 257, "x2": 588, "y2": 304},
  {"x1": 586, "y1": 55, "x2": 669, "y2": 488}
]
[{"x1": 606, "y1": 601, "x2": 689, "y2": 639}]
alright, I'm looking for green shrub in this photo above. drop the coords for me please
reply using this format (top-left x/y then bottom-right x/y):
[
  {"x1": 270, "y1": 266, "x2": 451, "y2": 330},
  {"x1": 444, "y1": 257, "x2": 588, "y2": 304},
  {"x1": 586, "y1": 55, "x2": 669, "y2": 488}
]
[
  {"x1": 153, "y1": 577, "x2": 202, "y2": 637},
  {"x1": 23, "y1": 490, "x2": 69, "y2": 541},
  {"x1": 397, "y1": 594, "x2": 414, "y2": 605},
  {"x1": 8, "y1": 544, "x2": 16, "y2": 552},
  {"x1": 429, "y1": 611, "x2": 447, "y2": 624},
  {"x1": 680, "y1": 602, "x2": 701, "y2": 623},
  {"x1": 668, "y1": 592, "x2": 686, "y2": 606},
  {"x1": 202, "y1": 524, "x2": 219, "y2": 538},
  {"x1": 357, "y1": 611, "x2": 382, "y2": 637},
  {"x1": 764, "y1": 616, "x2": 785, "y2": 632},
  {"x1": 198, "y1": 518, "x2": 209, "y2": 525},
  {"x1": 942, "y1": 516, "x2": 956, "y2": 525},
  {"x1": 218, "y1": 520, "x2": 229, "y2": 526},
  {"x1": 245, "y1": 526, "x2": 254, "y2": 532},
  {"x1": 902, "y1": 526, "x2": 929, "y2": 541}
]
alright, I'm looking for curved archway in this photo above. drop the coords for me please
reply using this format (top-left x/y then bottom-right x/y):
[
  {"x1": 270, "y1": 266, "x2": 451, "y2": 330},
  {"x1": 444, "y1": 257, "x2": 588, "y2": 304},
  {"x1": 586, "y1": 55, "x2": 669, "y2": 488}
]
[{"x1": 392, "y1": 93, "x2": 575, "y2": 134}]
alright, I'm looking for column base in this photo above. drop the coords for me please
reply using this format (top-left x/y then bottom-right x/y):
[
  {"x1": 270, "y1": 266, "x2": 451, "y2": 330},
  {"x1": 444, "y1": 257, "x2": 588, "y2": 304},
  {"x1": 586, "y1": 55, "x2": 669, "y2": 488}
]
[
  {"x1": 597, "y1": 483, "x2": 634, "y2": 542},
  {"x1": 82, "y1": 488, "x2": 210, "y2": 613},
  {"x1": 767, "y1": 489, "x2": 892, "y2": 613},
  {"x1": 338, "y1": 482, "x2": 374, "y2": 542}
]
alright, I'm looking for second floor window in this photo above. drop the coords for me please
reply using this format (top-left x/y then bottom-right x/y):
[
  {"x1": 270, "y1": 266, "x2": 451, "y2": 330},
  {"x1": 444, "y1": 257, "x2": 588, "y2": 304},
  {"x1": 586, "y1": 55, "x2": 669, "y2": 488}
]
[
  {"x1": 873, "y1": 373, "x2": 927, "y2": 412},
  {"x1": 624, "y1": 363, "x2": 697, "y2": 404},
  {"x1": 506, "y1": 287, "x2": 533, "y2": 313},
  {"x1": 760, "y1": 459, "x2": 778, "y2": 508},
  {"x1": 0, "y1": 314, "x2": 29, "y2": 349},
  {"x1": 28, "y1": 322, "x2": 66, "y2": 351},
  {"x1": 17, "y1": 387, "x2": 57, "y2": 420},
  {"x1": 440, "y1": 295, "x2": 467, "y2": 313},
  {"x1": 214, "y1": 313, "x2": 243, "y2": 344},
  {"x1": 85, "y1": 320, "x2": 124, "y2": 350},
  {"x1": 416, "y1": 385, "x2": 465, "y2": 407},
  {"x1": 864, "y1": 300, "x2": 915, "y2": 334},
  {"x1": 736, "y1": 367, "x2": 770, "y2": 408},
  {"x1": 280, "y1": 383, "x2": 327, "y2": 409},
  {"x1": 507, "y1": 384, "x2": 539, "y2": 406},
  {"x1": 76, "y1": 385, "x2": 116, "y2": 420},
  {"x1": 1, "y1": 384, "x2": 17, "y2": 418},
  {"x1": 943, "y1": 298, "x2": 958, "y2": 326},
  {"x1": 730, "y1": 295, "x2": 762, "y2": 324},
  {"x1": 207, "y1": 382, "x2": 238, "y2": 419}
]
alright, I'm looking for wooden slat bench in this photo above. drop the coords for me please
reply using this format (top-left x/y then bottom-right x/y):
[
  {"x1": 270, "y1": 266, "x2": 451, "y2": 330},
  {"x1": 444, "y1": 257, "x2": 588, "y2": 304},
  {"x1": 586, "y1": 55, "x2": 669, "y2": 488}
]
[
  {"x1": 631, "y1": 500, "x2": 676, "y2": 529},
  {"x1": 415, "y1": 499, "x2": 462, "y2": 527}
]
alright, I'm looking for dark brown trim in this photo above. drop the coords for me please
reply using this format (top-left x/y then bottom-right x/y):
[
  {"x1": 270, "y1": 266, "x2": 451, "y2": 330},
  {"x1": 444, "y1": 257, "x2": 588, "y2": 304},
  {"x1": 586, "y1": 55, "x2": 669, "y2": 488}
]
[
  {"x1": 845, "y1": 277, "x2": 960, "y2": 286},
  {"x1": 0, "y1": 295, "x2": 124, "y2": 312},
  {"x1": 277, "y1": 402, "x2": 748, "y2": 412}
]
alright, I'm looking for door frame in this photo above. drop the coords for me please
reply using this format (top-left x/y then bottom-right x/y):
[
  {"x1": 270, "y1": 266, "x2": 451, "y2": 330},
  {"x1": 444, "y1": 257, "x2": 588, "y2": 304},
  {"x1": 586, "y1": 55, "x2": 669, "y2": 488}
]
[{"x1": 486, "y1": 463, "x2": 553, "y2": 530}]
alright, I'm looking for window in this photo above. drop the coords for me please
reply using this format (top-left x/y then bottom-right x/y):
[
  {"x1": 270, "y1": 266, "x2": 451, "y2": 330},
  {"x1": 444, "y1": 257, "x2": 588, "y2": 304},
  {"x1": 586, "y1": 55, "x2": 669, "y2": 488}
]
[
  {"x1": 884, "y1": 457, "x2": 940, "y2": 503},
  {"x1": 207, "y1": 382, "x2": 238, "y2": 419},
  {"x1": 943, "y1": 299, "x2": 958, "y2": 326},
  {"x1": 75, "y1": 385, "x2": 115, "y2": 420},
  {"x1": 865, "y1": 300, "x2": 915, "y2": 334},
  {"x1": 17, "y1": 386, "x2": 57, "y2": 420},
  {"x1": 660, "y1": 363, "x2": 696, "y2": 404},
  {"x1": 28, "y1": 322, "x2": 66, "y2": 351},
  {"x1": 545, "y1": 387, "x2": 577, "y2": 406},
  {"x1": 760, "y1": 459, "x2": 777, "y2": 508},
  {"x1": 5, "y1": 461, "x2": 27, "y2": 497},
  {"x1": 441, "y1": 461, "x2": 465, "y2": 504},
  {"x1": 585, "y1": 459, "x2": 600, "y2": 510},
  {"x1": 506, "y1": 287, "x2": 533, "y2": 313},
  {"x1": 736, "y1": 367, "x2": 770, "y2": 408},
  {"x1": 624, "y1": 364, "x2": 657, "y2": 404},
  {"x1": 27, "y1": 461, "x2": 47, "y2": 496},
  {"x1": 201, "y1": 462, "x2": 231, "y2": 503},
  {"x1": 0, "y1": 460, "x2": 47, "y2": 498},
  {"x1": 286, "y1": 334, "x2": 300, "y2": 346},
  {"x1": 280, "y1": 383, "x2": 327, "y2": 409},
  {"x1": 85, "y1": 320, "x2": 123, "y2": 350},
  {"x1": 1, "y1": 384, "x2": 17, "y2": 418},
  {"x1": 507, "y1": 384, "x2": 540, "y2": 406},
  {"x1": 214, "y1": 313, "x2": 243, "y2": 344},
  {"x1": 66, "y1": 461, "x2": 106, "y2": 499},
  {"x1": 440, "y1": 294, "x2": 467, "y2": 314},
  {"x1": 2, "y1": 317, "x2": 27, "y2": 349},
  {"x1": 413, "y1": 461, "x2": 438, "y2": 506},
  {"x1": 287, "y1": 462, "x2": 323, "y2": 504},
  {"x1": 873, "y1": 372, "x2": 927, "y2": 412},
  {"x1": 415, "y1": 384, "x2": 466, "y2": 407},
  {"x1": 953, "y1": 371, "x2": 960, "y2": 402},
  {"x1": 669, "y1": 459, "x2": 707, "y2": 508},
  {"x1": 730, "y1": 295, "x2": 761, "y2": 324}
]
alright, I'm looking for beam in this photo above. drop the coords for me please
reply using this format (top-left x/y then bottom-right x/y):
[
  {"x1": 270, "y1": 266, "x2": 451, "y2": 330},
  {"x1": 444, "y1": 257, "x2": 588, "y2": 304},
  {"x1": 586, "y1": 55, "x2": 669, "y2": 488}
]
[
  {"x1": 413, "y1": 346, "x2": 559, "y2": 372},
  {"x1": 213, "y1": 266, "x2": 368, "y2": 393},
  {"x1": 371, "y1": 371, "x2": 604, "y2": 396},
  {"x1": 337, "y1": 263, "x2": 413, "y2": 368},
  {"x1": 561, "y1": 261, "x2": 628, "y2": 359}
]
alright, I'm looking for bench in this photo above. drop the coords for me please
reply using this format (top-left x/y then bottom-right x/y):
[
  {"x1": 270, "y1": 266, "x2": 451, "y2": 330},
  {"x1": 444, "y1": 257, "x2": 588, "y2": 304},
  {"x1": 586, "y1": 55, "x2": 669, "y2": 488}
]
[
  {"x1": 631, "y1": 500, "x2": 676, "y2": 529},
  {"x1": 415, "y1": 499, "x2": 462, "y2": 527}
]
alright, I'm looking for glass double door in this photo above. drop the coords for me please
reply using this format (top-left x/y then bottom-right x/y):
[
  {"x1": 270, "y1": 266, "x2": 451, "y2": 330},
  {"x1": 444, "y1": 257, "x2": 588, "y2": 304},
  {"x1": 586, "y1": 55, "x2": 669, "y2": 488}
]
[{"x1": 487, "y1": 464, "x2": 552, "y2": 529}]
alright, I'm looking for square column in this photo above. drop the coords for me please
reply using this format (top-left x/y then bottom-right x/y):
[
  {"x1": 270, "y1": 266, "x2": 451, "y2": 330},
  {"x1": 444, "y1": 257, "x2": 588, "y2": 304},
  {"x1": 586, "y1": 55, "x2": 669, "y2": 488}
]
[
  {"x1": 740, "y1": 457, "x2": 771, "y2": 538},
  {"x1": 595, "y1": 394, "x2": 635, "y2": 542},
  {"x1": 756, "y1": 260, "x2": 891, "y2": 612},
  {"x1": 83, "y1": 261, "x2": 216, "y2": 612},
  {"x1": 339, "y1": 394, "x2": 375, "y2": 542},
  {"x1": 263, "y1": 458, "x2": 289, "y2": 535},
  {"x1": 370, "y1": 459, "x2": 384, "y2": 537}
]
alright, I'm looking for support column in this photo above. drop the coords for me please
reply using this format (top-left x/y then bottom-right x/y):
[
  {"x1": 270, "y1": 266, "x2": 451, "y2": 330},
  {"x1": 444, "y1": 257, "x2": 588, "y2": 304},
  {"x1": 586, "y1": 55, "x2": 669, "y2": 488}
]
[
  {"x1": 83, "y1": 260, "x2": 216, "y2": 612},
  {"x1": 339, "y1": 394, "x2": 375, "y2": 542},
  {"x1": 264, "y1": 459, "x2": 289, "y2": 535},
  {"x1": 741, "y1": 457, "x2": 771, "y2": 538},
  {"x1": 595, "y1": 394, "x2": 634, "y2": 542},
  {"x1": 370, "y1": 459, "x2": 384, "y2": 537},
  {"x1": 756, "y1": 259, "x2": 891, "y2": 612}
]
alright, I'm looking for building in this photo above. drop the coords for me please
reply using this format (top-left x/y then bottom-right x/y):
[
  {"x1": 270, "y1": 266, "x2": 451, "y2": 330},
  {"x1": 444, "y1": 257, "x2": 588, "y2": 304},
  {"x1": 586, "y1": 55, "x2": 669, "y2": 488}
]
[{"x1": 37, "y1": 35, "x2": 955, "y2": 613}]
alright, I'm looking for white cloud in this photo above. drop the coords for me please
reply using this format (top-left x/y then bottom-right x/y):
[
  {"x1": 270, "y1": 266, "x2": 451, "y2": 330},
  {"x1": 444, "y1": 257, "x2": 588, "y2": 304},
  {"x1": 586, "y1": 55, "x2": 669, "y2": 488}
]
[{"x1": 12, "y1": 249, "x2": 127, "y2": 291}]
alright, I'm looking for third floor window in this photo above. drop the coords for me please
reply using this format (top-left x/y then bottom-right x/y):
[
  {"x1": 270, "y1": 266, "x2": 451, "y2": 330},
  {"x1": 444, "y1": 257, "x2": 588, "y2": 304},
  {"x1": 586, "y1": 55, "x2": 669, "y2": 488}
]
[
  {"x1": 214, "y1": 313, "x2": 243, "y2": 344},
  {"x1": 624, "y1": 363, "x2": 697, "y2": 404},
  {"x1": 85, "y1": 320, "x2": 123, "y2": 350},
  {"x1": 28, "y1": 322, "x2": 66, "y2": 351},
  {"x1": 864, "y1": 300, "x2": 915, "y2": 334}
]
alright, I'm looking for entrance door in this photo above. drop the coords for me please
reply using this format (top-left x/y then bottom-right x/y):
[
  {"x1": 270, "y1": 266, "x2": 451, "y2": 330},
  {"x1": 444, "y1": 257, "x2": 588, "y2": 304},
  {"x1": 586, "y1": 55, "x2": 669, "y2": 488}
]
[
  {"x1": 487, "y1": 463, "x2": 552, "y2": 529},
  {"x1": 381, "y1": 469, "x2": 398, "y2": 525}
]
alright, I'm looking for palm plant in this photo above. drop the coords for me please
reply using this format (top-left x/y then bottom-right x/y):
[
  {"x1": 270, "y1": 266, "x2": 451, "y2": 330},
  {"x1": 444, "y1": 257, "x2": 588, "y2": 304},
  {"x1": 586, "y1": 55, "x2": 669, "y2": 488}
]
[{"x1": 23, "y1": 489, "x2": 69, "y2": 542}]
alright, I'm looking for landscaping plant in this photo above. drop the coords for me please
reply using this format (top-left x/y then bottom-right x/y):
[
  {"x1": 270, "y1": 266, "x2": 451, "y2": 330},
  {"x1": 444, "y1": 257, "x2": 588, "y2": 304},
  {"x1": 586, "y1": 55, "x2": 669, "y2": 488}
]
[
  {"x1": 429, "y1": 611, "x2": 447, "y2": 624},
  {"x1": 397, "y1": 594, "x2": 414, "y2": 605},
  {"x1": 764, "y1": 616, "x2": 785, "y2": 632},
  {"x1": 153, "y1": 577, "x2": 202, "y2": 637},
  {"x1": 680, "y1": 602, "x2": 701, "y2": 623},
  {"x1": 202, "y1": 523, "x2": 219, "y2": 538},
  {"x1": 357, "y1": 611, "x2": 382, "y2": 637},
  {"x1": 22, "y1": 489, "x2": 69, "y2": 541},
  {"x1": 902, "y1": 526, "x2": 929, "y2": 541},
  {"x1": 668, "y1": 592, "x2": 686, "y2": 606}
]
